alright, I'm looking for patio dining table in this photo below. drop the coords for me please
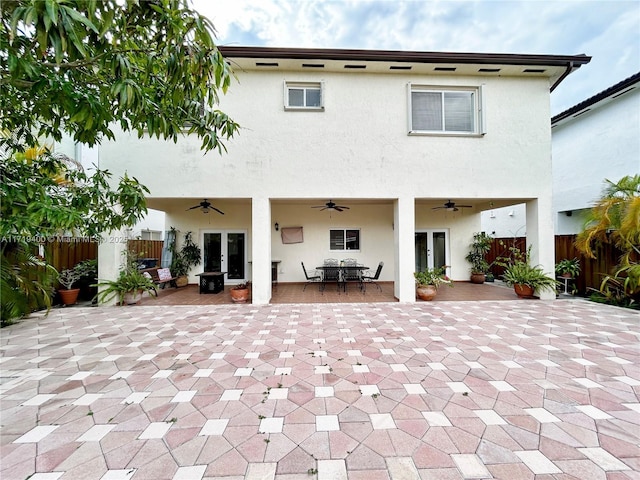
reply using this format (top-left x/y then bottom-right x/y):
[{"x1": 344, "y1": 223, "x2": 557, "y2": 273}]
[{"x1": 316, "y1": 264, "x2": 369, "y2": 292}]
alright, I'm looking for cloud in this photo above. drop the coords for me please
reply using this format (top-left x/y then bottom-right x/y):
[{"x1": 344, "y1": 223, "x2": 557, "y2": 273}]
[{"x1": 194, "y1": 0, "x2": 640, "y2": 114}]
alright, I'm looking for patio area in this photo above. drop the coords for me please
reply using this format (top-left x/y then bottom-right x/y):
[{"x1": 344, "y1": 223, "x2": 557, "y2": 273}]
[
  {"x1": 139, "y1": 280, "x2": 519, "y2": 306},
  {"x1": 1, "y1": 298, "x2": 638, "y2": 479}
]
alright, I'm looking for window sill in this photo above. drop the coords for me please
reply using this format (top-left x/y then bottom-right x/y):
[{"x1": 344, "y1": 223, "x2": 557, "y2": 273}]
[
  {"x1": 284, "y1": 106, "x2": 325, "y2": 112},
  {"x1": 408, "y1": 131, "x2": 484, "y2": 138}
]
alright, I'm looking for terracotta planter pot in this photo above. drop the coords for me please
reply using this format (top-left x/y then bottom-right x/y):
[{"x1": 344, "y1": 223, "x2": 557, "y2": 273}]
[
  {"x1": 514, "y1": 284, "x2": 535, "y2": 298},
  {"x1": 123, "y1": 290, "x2": 143, "y2": 305},
  {"x1": 416, "y1": 285, "x2": 437, "y2": 301},
  {"x1": 230, "y1": 288, "x2": 249, "y2": 303},
  {"x1": 59, "y1": 288, "x2": 80, "y2": 306},
  {"x1": 470, "y1": 273, "x2": 486, "y2": 284}
]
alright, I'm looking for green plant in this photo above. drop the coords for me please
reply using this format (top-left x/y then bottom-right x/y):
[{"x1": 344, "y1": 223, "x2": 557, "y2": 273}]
[
  {"x1": 180, "y1": 231, "x2": 202, "y2": 272},
  {"x1": 496, "y1": 245, "x2": 558, "y2": 294},
  {"x1": 94, "y1": 252, "x2": 157, "y2": 305},
  {"x1": 232, "y1": 281, "x2": 251, "y2": 290},
  {"x1": 168, "y1": 229, "x2": 201, "y2": 277},
  {"x1": 555, "y1": 258, "x2": 581, "y2": 277},
  {"x1": 57, "y1": 268, "x2": 82, "y2": 290},
  {"x1": 465, "y1": 232, "x2": 492, "y2": 274},
  {"x1": 576, "y1": 175, "x2": 639, "y2": 308},
  {"x1": 414, "y1": 267, "x2": 451, "y2": 289},
  {"x1": 1, "y1": 242, "x2": 57, "y2": 326}
]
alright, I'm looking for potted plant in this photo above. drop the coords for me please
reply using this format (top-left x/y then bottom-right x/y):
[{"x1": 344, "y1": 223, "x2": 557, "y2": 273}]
[
  {"x1": 94, "y1": 269, "x2": 157, "y2": 305},
  {"x1": 465, "y1": 232, "x2": 492, "y2": 284},
  {"x1": 414, "y1": 266, "x2": 451, "y2": 301},
  {"x1": 230, "y1": 281, "x2": 250, "y2": 303},
  {"x1": 57, "y1": 267, "x2": 82, "y2": 306},
  {"x1": 169, "y1": 229, "x2": 202, "y2": 287},
  {"x1": 555, "y1": 258, "x2": 580, "y2": 278},
  {"x1": 73, "y1": 259, "x2": 98, "y2": 301},
  {"x1": 501, "y1": 247, "x2": 558, "y2": 298},
  {"x1": 94, "y1": 251, "x2": 157, "y2": 305}
]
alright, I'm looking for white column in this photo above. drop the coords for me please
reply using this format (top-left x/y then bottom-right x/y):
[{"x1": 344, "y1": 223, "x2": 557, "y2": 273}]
[
  {"x1": 394, "y1": 196, "x2": 416, "y2": 302},
  {"x1": 251, "y1": 197, "x2": 272, "y2": 305},
  {"x1": 526, "y1": 198, "x2": 556, "y2": 300},
  {"x1": 97, "y1": 230, "x2": 127, "y2": 306}
]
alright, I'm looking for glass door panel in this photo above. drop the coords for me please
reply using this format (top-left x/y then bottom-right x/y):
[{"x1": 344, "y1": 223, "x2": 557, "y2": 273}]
[
  {"x1": 226, "y1": 233, "x2": 245, "y2": 280},
  {"x1": 415, "y1": 230, "x2": 449, "y2": 272},
  {"x1": 203, "y1": 233, "x2": 222, "y2": 272}
]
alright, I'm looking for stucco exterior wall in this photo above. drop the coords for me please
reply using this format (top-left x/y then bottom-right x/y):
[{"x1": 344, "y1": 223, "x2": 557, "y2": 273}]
[{"x1": 100, "y1": 72, "x2": 552, "y2": 201}]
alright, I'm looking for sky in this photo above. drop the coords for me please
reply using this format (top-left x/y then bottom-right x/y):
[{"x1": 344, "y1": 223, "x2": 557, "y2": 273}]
[{"x1": 192, "y1": 0, "x2": 640, "y2": 116}]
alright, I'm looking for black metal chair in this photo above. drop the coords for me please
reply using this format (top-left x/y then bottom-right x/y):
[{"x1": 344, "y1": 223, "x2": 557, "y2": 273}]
[
  {"x1": 342, "y1": 259, "x2": 362, "y2": 293},
  {"x1": 361, "y1": 261, "x2": 383, "y2": 293},
  {"x1": 301, "y1": 262, "x2": 322, "y2": 291}
]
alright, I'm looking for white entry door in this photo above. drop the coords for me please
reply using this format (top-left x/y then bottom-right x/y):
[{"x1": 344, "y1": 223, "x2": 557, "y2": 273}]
[
  {"x1": 415, "y1": 229, "x2": 449, "y2": 273},
  {"x1": 201, "y1": 230, "x2": 248, "y2": 282}
]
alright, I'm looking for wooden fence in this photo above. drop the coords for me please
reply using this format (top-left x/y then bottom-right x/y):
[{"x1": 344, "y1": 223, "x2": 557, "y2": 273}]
[
  {"x1": 46, "y1": 239, "x2": 165, "y2": 272},
  {"x1": 486, "y1": 235, "x2": 622, "y2": 295},
  {"x1": 45, "y1": 240, "x2": 98, "y2": 272}
]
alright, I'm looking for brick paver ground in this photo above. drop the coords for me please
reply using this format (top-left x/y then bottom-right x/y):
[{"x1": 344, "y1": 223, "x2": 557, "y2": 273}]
[{"x1": 1, "y1": 299, "x2": 638, "y2": 479}]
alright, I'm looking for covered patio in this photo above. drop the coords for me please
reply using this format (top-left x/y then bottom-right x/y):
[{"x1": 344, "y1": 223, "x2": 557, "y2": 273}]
[{"x1": 138, "y1": 281, "x2": 520, "y2": 306}]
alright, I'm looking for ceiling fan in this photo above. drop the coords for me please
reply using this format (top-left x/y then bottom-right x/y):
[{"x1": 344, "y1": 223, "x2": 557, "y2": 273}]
[
  {"x1": 312, "y1": 199, "x2": 350, "y2": 212},
  {"x1": 432, "y1": 200, "x2": 472, "y2": 212},
  {"x1": 187, "y1": 199, "x2": 224, "y2": 215}
]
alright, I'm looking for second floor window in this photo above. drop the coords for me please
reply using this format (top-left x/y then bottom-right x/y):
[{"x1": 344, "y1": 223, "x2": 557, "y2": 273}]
[
  {"x1": 409, "y1": 85, "x2": 483, "y2": 134},
  {"x1": 285, "y1": 82, "x2": 323, "y2": 110}
]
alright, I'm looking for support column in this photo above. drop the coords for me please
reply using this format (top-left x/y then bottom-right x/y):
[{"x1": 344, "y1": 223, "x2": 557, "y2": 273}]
[
  {"x1": 394, "y1": 196, "x2": 416, "y2": 302},
  {"x1": 251, "y1": 197, "x2": 272, "y2": 305},
  {"x1": 526, "y1": 198, "x2": 556, "y2": 300},
  {"x1": 97, "y1": 230, "x2": 127, "y2": 306}
]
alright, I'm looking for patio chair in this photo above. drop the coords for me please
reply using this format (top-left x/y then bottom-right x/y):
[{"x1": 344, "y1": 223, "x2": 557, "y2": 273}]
[
  {"x1": 361, "y1": 261, "x2": 383, "y2": 293},
  {"x1": 342, "y1": 259, "x2": 362, "y2": 292},
  {"x1": 301, "y1": 262, "x2": 322, "y2": 291}
]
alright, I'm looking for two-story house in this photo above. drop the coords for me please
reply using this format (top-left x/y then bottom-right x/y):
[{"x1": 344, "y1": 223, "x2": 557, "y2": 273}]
[{"x1": 96, "y1": 46, "x2": 590, "y2": 303}]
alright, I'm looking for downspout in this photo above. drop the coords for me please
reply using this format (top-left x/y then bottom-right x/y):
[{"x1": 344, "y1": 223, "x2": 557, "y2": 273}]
[{"x1": 551, "y1": 61, "x2": 575, "y2": 92}]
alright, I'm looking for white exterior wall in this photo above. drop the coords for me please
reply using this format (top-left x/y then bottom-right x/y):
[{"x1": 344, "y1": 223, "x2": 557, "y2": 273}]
[
  {"x1": 552, "y1": 87, "x2": 640, "y2": 234},
  {"x1": 98, "y1": 65, "x2": 556, "y2": 302}
]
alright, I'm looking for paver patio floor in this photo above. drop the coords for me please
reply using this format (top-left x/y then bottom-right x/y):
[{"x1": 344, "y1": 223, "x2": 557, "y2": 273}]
[{"x1": 1, "y1": 299, "x2": 638, "y2": 479}]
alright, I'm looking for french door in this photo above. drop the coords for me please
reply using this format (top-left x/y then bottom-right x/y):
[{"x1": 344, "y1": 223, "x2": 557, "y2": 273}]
[
  {"x1": 415, "y1": 229, "x2": 449, "y2": 273},
  {"x1": 201, "y1": 230, "x2": 247, "y2": 281}
]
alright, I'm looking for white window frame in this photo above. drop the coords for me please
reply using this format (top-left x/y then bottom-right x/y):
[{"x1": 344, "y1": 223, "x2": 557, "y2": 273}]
[
  {"x1": 408, "y1": 83, "x2": 485, "y2": 136},
  {"x1": 284, "y1": 81, "x2": 324, "y2": 111},
  {"x1": 329, "y1": 228, "x2": 360, "y2": 251}
]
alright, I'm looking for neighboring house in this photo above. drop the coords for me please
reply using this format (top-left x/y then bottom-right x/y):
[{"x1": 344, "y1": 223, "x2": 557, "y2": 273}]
[
  {"x1": 53, "y1": 141, "x2": 166, "y2": 241},
  {"x1": 96, "y1": 46, "x2": 590, "y2": 303},
  {"x1": 482, "y1": 72, "x2": 640, "y2": 237}
]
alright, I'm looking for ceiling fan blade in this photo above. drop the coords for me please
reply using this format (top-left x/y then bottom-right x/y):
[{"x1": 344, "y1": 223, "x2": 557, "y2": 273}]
[
  {"x1": 336, "y1": 205, "x2": 349, "y2": 210},
  {"x1": 432, "y1": 206, "x2": 445, "y2": 210},
  {"x1": 212, "y1": 207, "x2": 225, "y2": 215},
  {"x1": 187, "y1": 205, "x2": 201, "y2": 210},
  {"x1": 334, "y1": 207, "x2": 343, "y2": 212},
  {"x1": 457, "y1": 205, "x2": 473, "y2": 208}
]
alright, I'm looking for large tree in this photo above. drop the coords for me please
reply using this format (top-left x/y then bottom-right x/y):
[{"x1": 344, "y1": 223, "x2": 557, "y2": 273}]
[
  {"x1": 1, "y1": 0, "x2": 238, "y2": 152},
  {"x1": 0, "y1": 0, "x2": 239, "y2": 323}
]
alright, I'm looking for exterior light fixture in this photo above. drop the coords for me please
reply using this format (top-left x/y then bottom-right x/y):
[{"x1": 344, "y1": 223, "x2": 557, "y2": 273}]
[{"x1": 275, "y1": 222, "x2": 279, "y2": 231}]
